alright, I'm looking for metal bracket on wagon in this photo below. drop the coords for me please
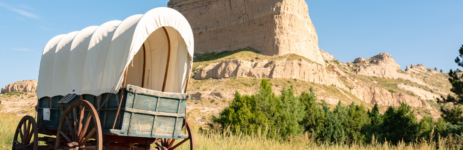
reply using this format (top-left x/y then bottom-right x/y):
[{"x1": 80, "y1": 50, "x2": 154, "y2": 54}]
[
  {"x1": 57, "y1": 94, "x2": 78, "y2": 104},
  {"x1": 57, "y1": 94, "x2": 79, "y2": 110}
]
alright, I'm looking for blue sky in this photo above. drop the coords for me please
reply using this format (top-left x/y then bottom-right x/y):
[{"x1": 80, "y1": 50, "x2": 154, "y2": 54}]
[{"x1": 0, "y1": 0, "x2": 462, "y2": 88}]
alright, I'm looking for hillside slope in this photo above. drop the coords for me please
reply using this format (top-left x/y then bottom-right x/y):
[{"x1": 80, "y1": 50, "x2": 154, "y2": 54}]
[{"x1": 186, "y1": 48, "x2": 451, "y2": 124}]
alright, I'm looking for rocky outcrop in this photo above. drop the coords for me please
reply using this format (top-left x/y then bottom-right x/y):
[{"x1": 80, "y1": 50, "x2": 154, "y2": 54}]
[
  {"x1": 194, "y1": 59, "x2": 342, "y2": 86},
  {"x1": 398, "y1": 84, "x2": 439, "y2": 100},
  {"x1": 1, "y1": 80, "x2": 38, "y2": 93},
  {"x1": 406, "y1": 64, "x2": 426, "y2": 72},
  {"x1": 168, "y1": 0, "x2": 325, "y2": 65},
  {"x1": 405, "y1": 64, "x2": 440, "y2": 74},
  {"x1": 350, "y1": 84, "x2": 431, "y2": 108},
  {"x1": 320, "y1": 49, "x2": 334, "y2": 62},
  {"x1": 353, "y1": 53, "x2": 401, "y2": 78},
  {"x1": 352, "y1": 53, "x2": 429, "y2": 85}
]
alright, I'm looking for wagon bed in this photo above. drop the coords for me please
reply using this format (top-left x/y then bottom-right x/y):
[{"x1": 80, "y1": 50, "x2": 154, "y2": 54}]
[{"x1": 38, "y1": 85, "x2": 189, "y2": 140}]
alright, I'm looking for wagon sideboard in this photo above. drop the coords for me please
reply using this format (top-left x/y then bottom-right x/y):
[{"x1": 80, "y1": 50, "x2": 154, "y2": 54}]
[{"x1": 37, "y1": 85, "x2": 188, "y2": 140}]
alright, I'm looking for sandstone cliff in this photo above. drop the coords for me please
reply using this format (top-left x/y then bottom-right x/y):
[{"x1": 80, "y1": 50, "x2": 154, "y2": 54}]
[
  {"x1": 194, "y1": 58, "x2": 342, "y2": 86},
  {"x1": 168, "y1": 0, "x2": 325, "y2": 65},
  {"x1": 352, "y1": 53, "x2": 401, "y2": 78},
  {"x1": 320, "y1": 49, "x2": 334, "y2": 62},
  {"x1": 1, "y1": 80, "x2": 37, "y2": 93}
]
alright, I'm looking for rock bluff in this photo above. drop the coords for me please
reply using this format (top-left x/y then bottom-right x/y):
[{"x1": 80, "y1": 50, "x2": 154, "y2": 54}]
[
  {"x1": 168, "y1": 0, "x2": 325, "y2": 65},
  {"x1": 1, "y1": 80, "x2": 37, "y2": 93}
]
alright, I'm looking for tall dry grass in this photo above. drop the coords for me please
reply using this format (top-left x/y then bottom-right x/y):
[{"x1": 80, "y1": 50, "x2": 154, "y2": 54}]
[
  {"x1": 0, "y1": 112, "x2": 460, "y2": 150},
  {"x1": 0, "y1": 113, "x2": 21, "y2": 150},
  {"x1": 170, "y1": 127, "x2": 454, "y2": 150}
]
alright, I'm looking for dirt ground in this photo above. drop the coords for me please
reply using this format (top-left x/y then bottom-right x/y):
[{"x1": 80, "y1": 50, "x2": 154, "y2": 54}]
[{"x1": 0, "y1": 92, "x2": 37, "y2": 116}]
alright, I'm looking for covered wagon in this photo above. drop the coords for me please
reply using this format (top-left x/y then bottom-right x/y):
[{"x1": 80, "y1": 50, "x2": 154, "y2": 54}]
[{"x1": 12, "y1": 7, "x2": 195, "y2": 150}]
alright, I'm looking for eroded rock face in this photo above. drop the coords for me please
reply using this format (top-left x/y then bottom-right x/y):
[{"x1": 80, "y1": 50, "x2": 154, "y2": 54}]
[
  {"x1": 405, "y1": 64, "x2": 439, "y2": 74},
  {"x1": 350, "y1": 84, "x2": 431, "y2": 108},
  {"x1": 194, "y1": 59, "x2": 342, "y2": 86},
  {"x1": 1, "y1": 80, "x2": 38, "y2": 93},
  {"x1": 320, "y1": 49, "x2": 334, "y2": 62},
  {"x1": 353, "y1": 53, "x2": 401, "y2": 78},
  {"x1": 168, "y1": 0, "x2": 325, "y2": 65},
  {"x1": 398, "y1": 84, "x2": 439, "y2": 100}
]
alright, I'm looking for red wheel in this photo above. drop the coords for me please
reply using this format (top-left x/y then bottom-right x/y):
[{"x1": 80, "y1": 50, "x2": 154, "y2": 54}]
[
  {"x1": 55, "y1": 99, "x2": 103, "y2": 150},
  {"x1": 12, "y1": 116, "x2": 38, "y2": 150},
  {"x1": 154, "y1": 119, "x2": 195, "y2": 150}
]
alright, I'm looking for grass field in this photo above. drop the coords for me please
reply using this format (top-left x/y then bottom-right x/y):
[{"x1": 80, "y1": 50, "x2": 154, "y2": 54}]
[
  {"x1": 1, "y1": 113, "x2": 460, "y2": 150},
  {"x1": 0, "y1": 113, "x2": 20, "y2": 149}
]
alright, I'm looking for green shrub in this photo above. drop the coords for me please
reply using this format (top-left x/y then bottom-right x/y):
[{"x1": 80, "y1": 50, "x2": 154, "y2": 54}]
[
  {"x1": 364, "y1": 104, "x2": 383, "y2": 143},
  {"x1": 300, "y1": 88, "x2": 326, "y2": 135},
  {"x1": 212, "y1": 79, "x2": 305, "y2": 138},
  {"x1": 419, "y1": 116, "x2": 434, "y2": 140},
  {"x1": 317, "y1": 101, "x2": 348, "y2": 144},
  {"x1": 381, "y1": 103, "x2": 419, "y2": 144}
]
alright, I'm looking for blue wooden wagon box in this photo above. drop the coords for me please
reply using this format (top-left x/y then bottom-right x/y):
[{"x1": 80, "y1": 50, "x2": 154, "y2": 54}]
[{"x1": 37, "y1": 85, "x2": 189, "y2": 140}]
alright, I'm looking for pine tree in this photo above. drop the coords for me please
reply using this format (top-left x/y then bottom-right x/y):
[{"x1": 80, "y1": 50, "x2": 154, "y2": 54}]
[
  {"x1": 317, "y1": 101, "x2": 347, "y2": 144},
  {"x1": 441, "y1": 69, "x2": 443, "y2": 73},
  {"x1": 438, "y1": 44, "x2": 463, "y2": 125},
  {"x1": 344, "y1": 102, "x2": 370, "y2": 144},
  {"x1": 300, "y1": 87, "x2": 326, "y2": 136},
  {"x1": 381, "y1": 103, "x2": 419, "y2": 144},
  {"x1": 419, "y1": 116, "x2": 434, "y2": 140},
  {"x1": 364, "y1": 104, "x2": 383, "y2": 143},
  {"x1": 275, "y1": 86, "x2": 305, "y2": 138},
  {"x1": 440, "y1": 106, "x2": 463, "y2": 125}
]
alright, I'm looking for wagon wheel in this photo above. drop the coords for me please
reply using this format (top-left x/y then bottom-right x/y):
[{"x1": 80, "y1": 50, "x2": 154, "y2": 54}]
[
  {"x1": 12, "y1": 116, "x2": 38, "y2": 150},
  {"x1": 55, "y1": 99, "x2": 103, "y2": 150},
  {"x1": 154, "y1": 119, "x2": 195, "y2": 150}
]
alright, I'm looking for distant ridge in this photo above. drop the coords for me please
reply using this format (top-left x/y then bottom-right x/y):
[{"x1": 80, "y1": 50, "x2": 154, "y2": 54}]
[{"x1": 1, "y1": 80, "x2": 37, "y2": 94}]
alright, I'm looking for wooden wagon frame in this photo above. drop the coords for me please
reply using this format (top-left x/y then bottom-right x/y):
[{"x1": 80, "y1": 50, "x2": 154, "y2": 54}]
[{"x1": 12, "y1": 7, "x2": 195, "y2": 150}]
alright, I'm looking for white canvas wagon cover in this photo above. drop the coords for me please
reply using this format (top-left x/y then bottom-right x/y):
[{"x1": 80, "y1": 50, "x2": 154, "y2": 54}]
[{"x1": 36, "y1": 7, "x2": 194, "y2": 99}]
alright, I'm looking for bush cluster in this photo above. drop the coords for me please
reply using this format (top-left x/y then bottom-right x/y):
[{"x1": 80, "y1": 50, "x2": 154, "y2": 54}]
[{"x1": 213, "y1": 79, "x2": 463, "y2": 146}]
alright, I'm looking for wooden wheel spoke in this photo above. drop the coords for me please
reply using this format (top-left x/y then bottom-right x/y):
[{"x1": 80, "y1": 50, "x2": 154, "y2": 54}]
[
  {"x1": 73, "y1": 107, "x2": 79, "y2": 141},
  {"x1": 65, "y1": 116, "x2": 76, "y2": 142},
  {"x1": 17, "y1": 128, "x2": 24, "y2": 144},
  {"x1": 171, "y1": 138, "x2": 190, "y2": 149},
  {"x1": 23, "y1": 120, "x2": 27, "y2": 144},
  {"x1": 155, "y1": 142, "x2": 163, "y2": 148},
  {"x1": 80, "y1": 113, "x2": 93, "y2": 143},
  {"x1": 25, "y1": 121, "x2": 33, "y2": 145},
  {"x1": 78, "y1": 106, "x2": 86, "y2": 139},
  {"x1": 168, "y1": 139, "x2": 176, "y2": 148},
  {"x1": 60, "y1": 131, "x2": 73, "y2": 143},
  {"x1": 80, "y1": 128, "x2": 96, "y2": 145}
]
